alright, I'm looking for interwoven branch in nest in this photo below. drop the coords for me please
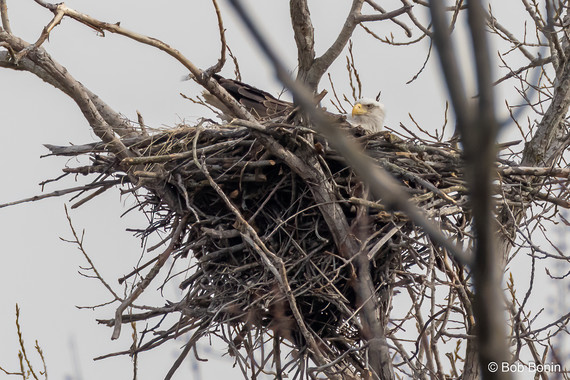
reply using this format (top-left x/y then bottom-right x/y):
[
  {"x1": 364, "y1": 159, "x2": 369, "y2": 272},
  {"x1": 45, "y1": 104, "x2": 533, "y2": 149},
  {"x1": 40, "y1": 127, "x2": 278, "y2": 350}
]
[{"x1": 45, "y1": 120, "x2": 569, "y2": 378}]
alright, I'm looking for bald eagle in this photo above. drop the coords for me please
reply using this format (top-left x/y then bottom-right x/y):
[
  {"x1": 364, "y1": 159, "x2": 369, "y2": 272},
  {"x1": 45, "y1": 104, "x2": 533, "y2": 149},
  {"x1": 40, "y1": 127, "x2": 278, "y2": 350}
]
[
  {"x1": 203, "y1": 74, "x2": 385, "y2": 132},
  {"x1": 348, "y1": 98, "x2": 386, "y2": 133}
]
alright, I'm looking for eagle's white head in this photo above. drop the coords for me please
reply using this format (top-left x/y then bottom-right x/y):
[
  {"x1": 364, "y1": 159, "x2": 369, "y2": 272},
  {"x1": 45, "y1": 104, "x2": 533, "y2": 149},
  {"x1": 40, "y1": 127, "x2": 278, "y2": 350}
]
[{"x1": 350, "y1": 98, "x2": 386, "y2": 133}]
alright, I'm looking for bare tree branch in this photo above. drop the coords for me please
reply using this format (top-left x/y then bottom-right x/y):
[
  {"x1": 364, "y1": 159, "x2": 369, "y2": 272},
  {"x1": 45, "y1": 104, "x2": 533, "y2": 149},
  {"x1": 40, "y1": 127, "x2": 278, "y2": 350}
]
[
  {"x1": 522, "y1": 62, "x2": 570, "y2": 165},
  {"x1": 355, "y1": 5, "x2": 412, "y2": 23},
  {"x1": 364, "y1": 0, "x2": 413, "y2": 37},
  {"x1": 204, "y1": 0, "x2": 226, "y2": 75},
  {"x1": 429, "y1": 0, "x2": 472, "y2": 132},
  {"x1": 25, "y1": 2, "x2": 258, "y2": 124},
  {"x1": 290, "y1": 0, "x2": 316, "y2": 84},
  {"x1": 305, "y1": 0, "x2": 410, "y2": 92},
  {"x1": 0, "y1": 0, "x2": 12, "y2": 34},
  {"x1": 302, "y1": 0, "x2": 364, "y2": 91},
  {"x1": 0, "y1": 33, "x2": 133, "y2": 159},
  {"x1": 111, "y1": 215, "x2": 187, "y2": 340},
  {"x1": 467, "y1": 0, "x2": 512, "y2": 378},
  {"x1": 430, "y1": 0, "x2": 513, "y2": 378}
]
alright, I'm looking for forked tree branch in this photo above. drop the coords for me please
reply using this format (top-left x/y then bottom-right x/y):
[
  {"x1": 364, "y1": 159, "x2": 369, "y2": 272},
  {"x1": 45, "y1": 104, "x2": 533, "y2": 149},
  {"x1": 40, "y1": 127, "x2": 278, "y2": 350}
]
[
  {"x1": 364, "y1": 0, "x2": 413, "y2": 37},
  {"x1": 291, "y1": 0, "x2": 411, "y2": 92}
]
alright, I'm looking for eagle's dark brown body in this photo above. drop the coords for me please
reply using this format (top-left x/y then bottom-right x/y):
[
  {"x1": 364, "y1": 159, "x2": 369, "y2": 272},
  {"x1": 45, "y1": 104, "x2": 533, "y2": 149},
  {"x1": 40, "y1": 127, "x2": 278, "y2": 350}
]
[{"x1": 205, "y1": 74, "x2": 293, "y2": 120}]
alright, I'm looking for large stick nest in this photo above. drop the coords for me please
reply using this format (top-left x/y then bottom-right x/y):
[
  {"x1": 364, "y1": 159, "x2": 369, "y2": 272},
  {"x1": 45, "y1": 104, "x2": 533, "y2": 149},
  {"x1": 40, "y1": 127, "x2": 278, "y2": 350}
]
[{"x1": 45, "y1": 118, "x2": 561, "y2": 375}]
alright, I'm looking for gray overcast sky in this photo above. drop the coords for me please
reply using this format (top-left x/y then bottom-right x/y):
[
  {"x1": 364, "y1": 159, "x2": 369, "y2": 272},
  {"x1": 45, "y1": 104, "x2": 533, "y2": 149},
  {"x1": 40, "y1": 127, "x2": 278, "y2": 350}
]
[{"x1": 0, "y1": 1, "x2": 557, "y2": 379}]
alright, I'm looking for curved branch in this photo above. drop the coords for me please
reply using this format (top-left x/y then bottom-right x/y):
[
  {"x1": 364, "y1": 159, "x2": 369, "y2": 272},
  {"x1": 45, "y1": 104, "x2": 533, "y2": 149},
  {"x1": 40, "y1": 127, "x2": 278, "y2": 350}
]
[
  {"x1": 355, "y1": 5, "x2": 412, "y2": 23},
  {"x1": 204, "y1": 0, "x2": 226, "y2": 75},
  {"x1": 364, "y1": 0, "x2": 413, "y2": 37},
  {"x1": 7, "y1": 2, "x2": 255, "y2": 129}
]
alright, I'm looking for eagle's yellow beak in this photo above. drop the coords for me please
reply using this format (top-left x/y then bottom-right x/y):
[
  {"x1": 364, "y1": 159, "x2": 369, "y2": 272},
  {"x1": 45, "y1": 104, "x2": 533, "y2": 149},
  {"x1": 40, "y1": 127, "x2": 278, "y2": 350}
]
[{"x1": 352, "y1": 103, "x2": 367, "y2": 116}]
